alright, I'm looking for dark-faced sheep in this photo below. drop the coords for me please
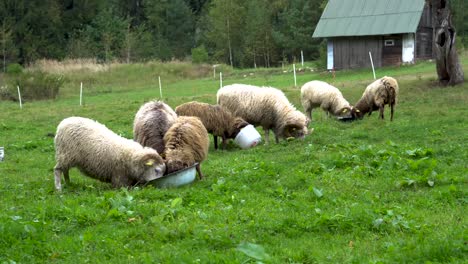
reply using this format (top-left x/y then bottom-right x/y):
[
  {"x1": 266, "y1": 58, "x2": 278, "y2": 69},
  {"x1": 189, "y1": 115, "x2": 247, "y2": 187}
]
[
  {"x1": 163, "y1": 116, "x2": 209, "y2": 179},
  {"x1": 175, "y1": 101, "x2": 249, "y2": 150},
  {"x1": 133, "y1": 100, "x2": 177, "y2": 154},
  {"x1": 217, "y1": 84, "x2": 309, "y2": 144},
  {"x1": 301, "y1": 80, "x2": 358, "y2": 121},
  {"x1": 354, "y1": 76, "x2": 399, "y2": 121},
  {"x1": 54, "y1": 117, "x2": 166, "y2": 191}
]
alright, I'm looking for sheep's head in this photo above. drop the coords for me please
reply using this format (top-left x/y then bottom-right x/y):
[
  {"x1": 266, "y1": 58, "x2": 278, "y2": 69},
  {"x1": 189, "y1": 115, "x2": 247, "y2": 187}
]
[
  {"x1": 165, "y1": 158, "x2": 191, "y2": 175},
  {"x1": 340, "y1": 107, "x2": 361, "y2": 121},
  {"x1": 163, "y1": 149, "x2": 194, "y2": 175},
  {"x1": 283, "y1": 124, "x2": 308, "y2": 139},
  {"x1": 135, "y1": 150, "x2": 166, "y2": 182},
  {"x1": 228, "y1": 117, "x2": 249, "y2": 139}
]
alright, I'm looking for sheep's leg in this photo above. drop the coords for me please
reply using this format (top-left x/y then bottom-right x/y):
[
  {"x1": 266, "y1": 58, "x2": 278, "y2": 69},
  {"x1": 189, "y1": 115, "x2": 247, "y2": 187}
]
[
  {"x1": 213, "y1": 135, "x2": 218, "y2": 150},
  {"x1": 274, "y1": 132, "x2": 280, "y2": 143},
  {"x1": 379, "y1": 106, "x2": 385, "y2": 120},
  {"x1": 112, "y1": 174, "x2": 130, "y2": 189},
  {"x1": 54, "y1": 167, "x2": 63, "y2": 191},
  {"x1": 196, "y1": 163, "x2": 204, "y2": 180},
  {"x1": 221, "y1": 135, "x2": 227, "y2": 150},
  {"x1": 263, "y1": 128, "x2": 270, "y2": 145},
  {"x1": 64, "y1": 169, "x2": 70, "y2": 185},
  {"x1": 306, "y1": 108, "x2": 312, "y2": 121},
  {"x1": 390, "y1": 104, "x2": 394, "y2": 121}
]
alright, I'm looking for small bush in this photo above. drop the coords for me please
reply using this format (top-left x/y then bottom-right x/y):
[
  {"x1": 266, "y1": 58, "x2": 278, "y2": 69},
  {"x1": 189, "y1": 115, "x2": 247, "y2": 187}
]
[
  {"x1": 191, "y1": 45, "x2": 209, "y2": 64},
  {"x1": 316, "y1": 40, "x2": 328, "y2": 71},
  {"x1": 1, "y1": 72, "x2": 64, "y2": 101},
  {"x1": 6, "y1": 63, "x2": 24, "y2": 74}
]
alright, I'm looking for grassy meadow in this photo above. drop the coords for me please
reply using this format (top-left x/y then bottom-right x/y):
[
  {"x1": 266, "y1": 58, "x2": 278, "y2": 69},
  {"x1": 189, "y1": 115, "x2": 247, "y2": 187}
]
[{"x1": 0, "y1": 57, "x2": 467, "y2": 263}]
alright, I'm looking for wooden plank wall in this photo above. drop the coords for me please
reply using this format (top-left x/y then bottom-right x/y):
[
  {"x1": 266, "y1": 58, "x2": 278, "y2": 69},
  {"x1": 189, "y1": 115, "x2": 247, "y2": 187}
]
[
  {"x1": 333, "y1": 36, "x2": 382, "y2": 70},
  {"x1": 382, "y1": 35, "x2": 403, "y2": 66},
  {"x1": 416, "y1": 2, "x2": 433, "y2": 59}
]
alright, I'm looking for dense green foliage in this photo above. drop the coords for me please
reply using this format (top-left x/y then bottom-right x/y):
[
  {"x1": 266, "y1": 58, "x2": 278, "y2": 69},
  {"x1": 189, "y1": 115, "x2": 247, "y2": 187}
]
[
  {"x1": 0, "y1": 0, "x2": 326, "y2": 68},
  {"x1": 0, "y1": 55, "x2": 466, "y2": 262},
  {"x1": 2, "y1": 0, "x2": 468, "y2": 69}
]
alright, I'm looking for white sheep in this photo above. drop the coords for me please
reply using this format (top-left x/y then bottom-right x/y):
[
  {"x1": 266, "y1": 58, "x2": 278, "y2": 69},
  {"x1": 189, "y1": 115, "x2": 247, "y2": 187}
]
[
  {"x1": 354, "y1": 76, "x2": 399, "y2": 121},
  {"x1": 54, "y1": 117, "x2": 166, "y2": 191},
  {"x1": 133, "y1": 100, "x2": 178, "y2": 154},
  {"x1": 217, "y1": 84, "x2": 309, "y2": 144},
  {"x1": 300, "y1": 80, "x2": 357, "y2": 121}
]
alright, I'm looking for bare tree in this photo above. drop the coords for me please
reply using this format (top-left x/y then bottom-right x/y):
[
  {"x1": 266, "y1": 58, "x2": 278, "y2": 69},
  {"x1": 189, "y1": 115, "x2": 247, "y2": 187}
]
[{"x1": 429, "y1": 0, "x2": 464, "y2": 85}]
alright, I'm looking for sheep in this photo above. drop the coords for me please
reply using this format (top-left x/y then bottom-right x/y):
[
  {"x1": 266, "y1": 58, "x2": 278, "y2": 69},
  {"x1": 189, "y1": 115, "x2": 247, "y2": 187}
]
[
  {"x1": 217, "y1": 84, "x2": 309, "y2": 144},
  {"x1": 54, "y1": 117, "x2": 166, "y2": 191},
  {"x1": 133, "y1": 100, "x2": 178, "y2": 154},
  {"x1": 175, "y1": 101, "x2": 249, "y2": 150},
  {"x1": 300, "y1": 80, "x2": 358, "y2": 121},
  {"x1": 163, "y1": 116, "x2": 210, "y2": 179},
  {"x1": 354, "y1": 76, "x2": 399, "y2": 121}
]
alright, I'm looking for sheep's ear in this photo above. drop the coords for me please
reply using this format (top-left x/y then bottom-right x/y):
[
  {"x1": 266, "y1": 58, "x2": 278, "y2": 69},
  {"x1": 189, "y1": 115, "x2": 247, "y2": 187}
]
[
  {"x1": 145, "y1": 159, "x2": 155, "y2": 166},
  {"x1": 342, "y1": 108, "x2": 348, "y2": 113}
]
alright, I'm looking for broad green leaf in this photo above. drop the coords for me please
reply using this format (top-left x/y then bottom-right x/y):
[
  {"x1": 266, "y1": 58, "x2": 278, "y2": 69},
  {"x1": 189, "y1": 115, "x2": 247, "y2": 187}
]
[{"x1": 237, "y1": 242, "x2": 270, "y2": 261}]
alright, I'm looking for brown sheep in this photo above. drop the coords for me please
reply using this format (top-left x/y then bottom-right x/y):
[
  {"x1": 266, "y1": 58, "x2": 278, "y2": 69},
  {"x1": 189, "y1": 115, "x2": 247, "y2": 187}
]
[
  {"x1": 355, "y1": 76, "x2": 399, "y2": 121},
  {"x1": 175, "y1": 101, "x2": 249, "y2": 150},
  {"x1": 163, "y1": 116, "x2": 210, "y2": 179},
  {"x1": 54, "y1": 117, "x2": 166, "y2": 191},
  {"x1": 133, "y1": 100, "x2": 177, "y2": 154}
]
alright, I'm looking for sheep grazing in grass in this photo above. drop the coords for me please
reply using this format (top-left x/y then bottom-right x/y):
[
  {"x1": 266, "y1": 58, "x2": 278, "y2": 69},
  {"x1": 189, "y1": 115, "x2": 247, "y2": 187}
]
[
  {"x1": 175, "y1": 101, "x2": 249, "y2": 150},
  {"x1": 354, "y1": 76, "x2": 399, "y2": 121},
  {"x1": 163, "y1": 116, "x2": 209, "y2": 179},
  {"x1": 300, "y1": 80, "x2": 358, "y2": 121},
  {"x1": 54, "y1": 117, "x2": 166, "y2": 191},
  {"x1": 217, "y1": 84, "x2": 309, "y2": 144},
  {"x1": 133, "y1": 100, "x2": 178, "y2": 154}
]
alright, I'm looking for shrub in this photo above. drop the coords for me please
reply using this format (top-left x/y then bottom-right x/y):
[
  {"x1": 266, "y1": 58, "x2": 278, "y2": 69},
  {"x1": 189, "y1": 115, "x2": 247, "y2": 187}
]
[
  {"x1": 6, "y1": 63, "x2": 24, "y2": 74},
  {"x1": 1, "y1": 71, "x2": 64, "y2": 101},
  {"x1": 316, "y1": 40, "x2": 328, "y2": 71},
  {"x1": 191, "y1": 45, "x2": 209, "y2": 64}
]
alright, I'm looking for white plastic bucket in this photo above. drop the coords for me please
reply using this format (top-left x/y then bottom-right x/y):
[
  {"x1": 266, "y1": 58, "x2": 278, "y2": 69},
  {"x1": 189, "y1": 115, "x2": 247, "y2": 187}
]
[{"x1": 234, "y1": 125, "x2": 262, "y2": 149}]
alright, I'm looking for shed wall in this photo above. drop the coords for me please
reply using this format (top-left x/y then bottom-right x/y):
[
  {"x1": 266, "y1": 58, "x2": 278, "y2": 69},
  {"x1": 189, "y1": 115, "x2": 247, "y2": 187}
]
[{"x1": 332, "y1": 36, "x2": 382, "y2": 70}]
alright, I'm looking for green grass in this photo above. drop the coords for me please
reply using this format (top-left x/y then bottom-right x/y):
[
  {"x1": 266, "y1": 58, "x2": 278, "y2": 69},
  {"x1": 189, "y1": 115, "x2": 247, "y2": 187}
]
[{"x1": 0, "y1": 57, "x2": 467, "y2": 263}]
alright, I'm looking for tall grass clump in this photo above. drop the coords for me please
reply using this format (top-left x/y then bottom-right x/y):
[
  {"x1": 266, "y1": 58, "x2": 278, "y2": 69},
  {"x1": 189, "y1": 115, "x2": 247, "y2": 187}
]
[
  {"x1": 1, "y1": 71, "x2": 64, "y2": 101},
  {"x1": 29, "y1": 59, "x2": 112, "y2": 74}
]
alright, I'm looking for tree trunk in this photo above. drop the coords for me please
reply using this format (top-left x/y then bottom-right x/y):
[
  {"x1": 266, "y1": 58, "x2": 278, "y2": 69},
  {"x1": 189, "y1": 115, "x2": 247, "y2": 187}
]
[{"x1": 430, "y1": 0, "x2": 464, "y2": 85}]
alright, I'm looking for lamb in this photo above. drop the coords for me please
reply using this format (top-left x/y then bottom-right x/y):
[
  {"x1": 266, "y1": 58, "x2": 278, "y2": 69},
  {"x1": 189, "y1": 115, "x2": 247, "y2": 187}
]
[
  {"x1": 163, "y1": 116, "x2": 210, "y2": 179},
  {"x1": 354, "y1": 76, "x2": 399, "y2": 121},
  {"x1": 300, "y1": 80, "x2": 358, "y2": 121},
  {"x1": 133, "y1": 100, "x2": 178, "y2": 154},
  {"x1": 175, "y1": 101, "x2": 249, "y2": 150},
  {"x1": 217, "y1": 84, "x2": 309, "y2": 144},
  {"x1": 54, "y1": 117, "x2": 166, "y2": 191}
]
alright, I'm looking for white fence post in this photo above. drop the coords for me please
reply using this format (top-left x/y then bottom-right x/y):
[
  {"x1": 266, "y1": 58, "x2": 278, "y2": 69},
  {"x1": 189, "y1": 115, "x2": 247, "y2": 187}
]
[
  {"x1": 369, "y1": 51, "x2": 376, "y2": 80},
  {"x1": 80, "y1": 82, "x2": 83, "y2": 106},
  {"x1": 219, "y1": 72, "x2": 223, "y2": 88},
  {"x1": 17, "y1": 86, "x2": 22, "y2": 109},
  {"x1": 293, "y1": 64, "x2": 297, "y2": 87},
  {"x1": 158, "y1": 76, "x2": 162, "y2": 99}
]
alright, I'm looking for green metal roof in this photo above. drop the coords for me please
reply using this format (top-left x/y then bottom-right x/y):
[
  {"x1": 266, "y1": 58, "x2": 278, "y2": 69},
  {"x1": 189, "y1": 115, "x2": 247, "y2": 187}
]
[{"x1": 313, "y1": 0, "x2": 426, "y2": 38}]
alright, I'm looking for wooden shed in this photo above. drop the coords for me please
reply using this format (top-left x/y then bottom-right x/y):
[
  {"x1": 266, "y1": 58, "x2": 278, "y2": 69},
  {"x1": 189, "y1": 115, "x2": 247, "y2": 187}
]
[{"x1": 313, "y1": 0, "x2": 433, "y2": 70}]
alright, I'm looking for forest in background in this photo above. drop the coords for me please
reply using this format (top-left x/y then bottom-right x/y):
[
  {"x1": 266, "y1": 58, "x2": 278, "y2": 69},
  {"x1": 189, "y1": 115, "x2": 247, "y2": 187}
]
[{"x1": 0, "y1": 0, "x2": 467, "y2": 69}]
